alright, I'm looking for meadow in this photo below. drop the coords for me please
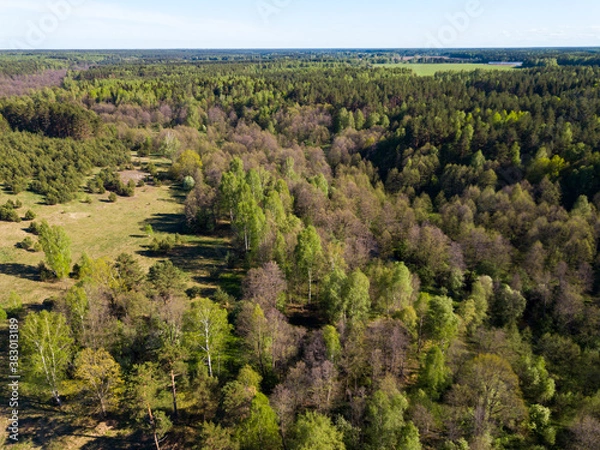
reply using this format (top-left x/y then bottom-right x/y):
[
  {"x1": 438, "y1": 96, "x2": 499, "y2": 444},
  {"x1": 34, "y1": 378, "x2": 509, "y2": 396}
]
[
  {"x1": 377, "y1": 62, "x2": 517, "y2": 76},
  {"x1": 0, "y1": 178, "x2": 233, "y2": 307}
]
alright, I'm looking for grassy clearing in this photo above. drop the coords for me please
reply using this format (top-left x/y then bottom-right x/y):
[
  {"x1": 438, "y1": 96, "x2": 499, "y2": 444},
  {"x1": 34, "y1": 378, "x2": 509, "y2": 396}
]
[
  {"x1": 377, "y1": 62, "x2": 517, "y2": 76},
  {"x1": 0, "y1": 182, "x2": 233, "y2": 306}
]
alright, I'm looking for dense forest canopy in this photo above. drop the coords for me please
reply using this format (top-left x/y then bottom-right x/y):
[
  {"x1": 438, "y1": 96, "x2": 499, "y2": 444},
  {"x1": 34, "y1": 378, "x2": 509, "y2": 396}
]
[{"x1": 1, "y1": 49, "x2": 600, "y2": 450}]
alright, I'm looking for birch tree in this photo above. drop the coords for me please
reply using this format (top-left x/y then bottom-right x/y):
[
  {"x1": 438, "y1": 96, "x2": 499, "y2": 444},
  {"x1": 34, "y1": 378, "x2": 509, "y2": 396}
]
[
  {"x1": 22, "y1": 310, "x2": 73, "y2": 407},
  {"x1": 184, "y1": 297, "x2": 231, "y2": 377}
]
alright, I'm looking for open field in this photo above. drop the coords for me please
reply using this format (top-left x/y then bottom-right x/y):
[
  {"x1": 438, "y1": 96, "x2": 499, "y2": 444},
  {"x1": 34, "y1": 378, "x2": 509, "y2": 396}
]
[
  {"x1": 0, "y1": 183, "x2": 234, "y2": 306},
  {"x1": 377, "y1": 62, "x2": 517, "y2": 76}
]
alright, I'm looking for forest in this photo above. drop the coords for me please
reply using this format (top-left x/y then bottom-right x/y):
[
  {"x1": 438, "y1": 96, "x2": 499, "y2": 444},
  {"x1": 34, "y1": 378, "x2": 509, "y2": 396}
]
[{"x1": 1, "y1": 49, "x2": 600, "y2": 450}]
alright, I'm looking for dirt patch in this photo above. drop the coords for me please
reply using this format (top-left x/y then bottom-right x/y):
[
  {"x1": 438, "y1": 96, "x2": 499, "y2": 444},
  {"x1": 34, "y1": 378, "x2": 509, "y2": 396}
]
[{"x1": 119, "y1": 170, "x2": 146, "y2": 184}]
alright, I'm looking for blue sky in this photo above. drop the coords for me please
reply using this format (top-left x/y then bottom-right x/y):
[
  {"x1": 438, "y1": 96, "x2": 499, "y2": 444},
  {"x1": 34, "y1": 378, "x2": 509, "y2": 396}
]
[{"x1": 0, "y1": 0, "x2": 599, "y2": 49}]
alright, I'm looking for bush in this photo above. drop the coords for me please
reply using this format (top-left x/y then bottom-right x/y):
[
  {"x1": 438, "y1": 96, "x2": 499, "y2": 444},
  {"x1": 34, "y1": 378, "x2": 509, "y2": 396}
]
[
  {"x1": 108, "y1": 192, "x2": 117, "y2": 203},
  {"x1": 182, "y1": 175, "x2": 196, "y2": 191},
  {"x1": 0, "y1": 203, "x2": 21, "y2": 222},
  {"x1": 27, "y1": 221, "x2": 41, "y2": 235},
  {"x1": 149, "y1": 235, "x2": 175, "y2": 254},
  {"x1": 24, "y1": 209, "x2": 36, "y2": 220},
  {"x1": 18, "y1": 236, "x2": 34, "y2": 250},
  {"x1": 38, "y1": 261, "x2": 56, "y2": 282},
  {"x1": 4, "y1": 291, "x2": 23, "y2": 315},
  {"x1": 186, "y1": 286, "x2": 204, "y2": 299},
  {"x1": 81, "y1": 195, "x2": 93, "y2": 204}
]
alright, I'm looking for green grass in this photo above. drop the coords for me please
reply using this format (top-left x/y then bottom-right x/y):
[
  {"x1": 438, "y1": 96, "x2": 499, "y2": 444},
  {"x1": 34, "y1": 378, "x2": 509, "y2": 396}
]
[
  {"x1": 377, "y1": 63, "x2": 517, "y2": 76},
  {"x1": 0, "y1": 181, "x2": 233, "y2": 306}
]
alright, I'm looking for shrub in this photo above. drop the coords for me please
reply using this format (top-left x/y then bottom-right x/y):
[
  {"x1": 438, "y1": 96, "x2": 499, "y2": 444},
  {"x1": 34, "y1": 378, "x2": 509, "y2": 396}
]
[
  {"x1": 4, "y1": 291, "x2": 23, "y2": 315},
  {"x1": 28, "y1": 221, "x2": 41, "y2": 235},
  {"x1": 24, "y1": 209, "x2": 36, "y2": 220},
  {"x1": 0, "y1": 203, "x2": 21, "y2": 222},
  {"x1": 18, "y1": 236, "x2": 34, "y2": 250},
  {"x1": 108, "y1": 192, "x2": 117, "y2": 203},
  {"x1": 182, "y1": 175, "x2": 196, "y2": 191},
  {"x1": 38, "y1": 261, "x2": 56, "y2": 282},
  {"x1": 149, "y1": 235, "x2": 175, "y2": 254}
]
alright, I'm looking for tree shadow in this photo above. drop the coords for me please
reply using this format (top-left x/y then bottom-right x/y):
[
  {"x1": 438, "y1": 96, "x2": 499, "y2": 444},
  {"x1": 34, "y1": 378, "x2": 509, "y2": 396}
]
[
  {"x1": 142, "y1": 213, "x2": 187, "y2": 235},
  {"x1": 0, "y1": 263, "x2": 39, "y2": 281}
]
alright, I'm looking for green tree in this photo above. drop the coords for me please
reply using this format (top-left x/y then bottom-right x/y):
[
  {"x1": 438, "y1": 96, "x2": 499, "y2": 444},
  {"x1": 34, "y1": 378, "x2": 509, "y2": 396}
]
[
  {"x1": 147, "y1": 260, "x2": 187, "y2": 302},
  {"x1": 322, "y1": 266, "x2": 347, "y2": 323},
  {"x1": 341, "y1": 268, "x2": 371, "y2": 324},
  {"x1": 418, "y1": 345, "x2": 450, "y2": 400},
  {"x1": 491, "y1": 284, "x2": 526, "y2": 327},
  {"x1": 364, "y1": 377, "x2": 420, "y2": 450},
  {"x1": 38, "y1": 220, "x2": 71, "y2": 279},
  {"x1": 74, "y1": 347, "x2": 124, "y2": 416},
  {"x1": 237, "y1": 302, "x2": 272, "y2": 376},
  {"x1": 236, "y1": 392, "x2": 283, "y2": 450},
  {"x1": 22, "y1": 311, "x2": 73, "y2": 407},
  {"x1": 423, "y1": 296, "x2": 459, "y2": 348},
  {"x1": 112, "y1": 253, "x2": 144, "y2": 294},
  {"x1": 170, "y1": 149, "x2": 202, "y2": 180},
  {"x1": 449, "y1": 354, "x2": 526, "y2": 437},
  {"x1": 184, "y1": 298, "x2": 231, "y2": 377},
  {"x1": 323, "y1": 325, "x2": 342, "y2": 364},
  {"x1": 129, "y1": 362, "x2": 172, "y2": 450},
  {"x1": 370, "y1": 262, "x2": 414, "y2": 315},
  {"x1": 201, "y1": 422, "x2": 240, "y2": 450},
  {"x1": 235, "y1": 183, "x2": 266, "y2": 254},
  {"x1": 295, "y1": 225, "x2": 323, "y2": 304},
  {"x1": 222, "y1": 365, "x2": 262, "y2": 424},
  {"x1": 289, "y1": 411, "x2": 345, "y2": 450},
  {"x1": 64, "y1": 285, "x2": 89, "y2": 344}
]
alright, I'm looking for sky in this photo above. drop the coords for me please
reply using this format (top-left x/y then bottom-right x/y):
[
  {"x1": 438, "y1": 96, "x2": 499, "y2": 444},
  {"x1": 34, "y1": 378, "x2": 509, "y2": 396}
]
[{"x1": 0, "y1": 0, "x2": 599, "y2": 50}]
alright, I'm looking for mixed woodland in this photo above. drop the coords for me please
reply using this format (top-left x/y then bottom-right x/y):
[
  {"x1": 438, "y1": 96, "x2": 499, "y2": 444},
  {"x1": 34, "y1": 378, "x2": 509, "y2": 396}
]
[{"x1": 1, "y1": 50, "x2": 600, "y2": 450}]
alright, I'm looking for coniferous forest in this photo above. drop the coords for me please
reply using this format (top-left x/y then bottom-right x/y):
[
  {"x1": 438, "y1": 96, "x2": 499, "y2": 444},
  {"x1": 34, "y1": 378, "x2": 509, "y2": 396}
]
[{"x1": 1, "y1": 49, "x2": 600, "y2": 449}]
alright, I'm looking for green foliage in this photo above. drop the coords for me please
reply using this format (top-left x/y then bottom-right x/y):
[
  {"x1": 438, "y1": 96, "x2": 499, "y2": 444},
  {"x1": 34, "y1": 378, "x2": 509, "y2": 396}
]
[
  {"x1": 147, "y1": 260, "x2": 187, "y2": 301},
  {"x1": 0, "y1": 201, "x2": 21, "y2": 222},
  {"x1": 363, "y1": 377, "x2": 419, "y2": 450},
  {"x1": 290, "y1": 411, "x2": 345, "y2": 450},
  {"x1": 3, "y1": 291, "x2": 23, "y2": 315},
  {"x1": 38, "y1": 220, "x2": 71, "y2": 279},
  {"x1": 423, "y1": 296, "x2": 459, "y2": 347},
  {"x1": 74, "y1": 347, "x2": 124, "y2": 416},
  {"x1": 490, "y1": 284, "x2": 526, "y2": 327},
  {"x1": 183, "y1": 175, "x2": 196, "y2": 191},
  {"x1": 369, "y1": 261, "x2": 414, "y2": 315},
  {"x1": 450, "y1": 354, "x2": 526, "y2": 437},
  {"x1": 22, "y1": 310, "x2": 73, "y2": 406},
  {"x1": 236, "y1": 393, "x2": 282, "y2": 450},
  {"x1": 171, "y1": 149, "x2": 202, "y2": 180},
  {"x1": 184, "y1": 297, "x2": 231, "y2": 377},
  {"x1": 6, "y1": 51, "x2": 600, "y2": 449},
  {"x1": 295, "y1": 225, "x2": 323, "y2": 303},
  {"x1": 418, "y1": 346, "x2": 450, "y2": 400},
  {"x1": 200, "y1": 422, "x2": 240, "y2": 450},
  {"x1": 323, "y1": 325, "x2": 342, "y2": 363}
]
